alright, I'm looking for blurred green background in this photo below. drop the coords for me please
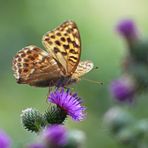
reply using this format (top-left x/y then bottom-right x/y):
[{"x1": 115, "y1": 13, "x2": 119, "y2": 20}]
[{"x1": 0, "y1": 0, "x2": 148, "y2": 147}]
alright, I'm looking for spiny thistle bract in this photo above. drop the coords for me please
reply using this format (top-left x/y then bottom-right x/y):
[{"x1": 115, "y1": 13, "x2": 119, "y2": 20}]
[
  {"x1": 21, "y1": 108, "x2": 45, "y2": 133},
  {"x1": 44, "y1": 106, "x2": 67, "y2": 124}
]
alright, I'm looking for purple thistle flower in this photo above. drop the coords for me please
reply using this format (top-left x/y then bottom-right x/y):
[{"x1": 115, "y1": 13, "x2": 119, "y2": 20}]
[
  {"x1": 116, "y1": 19, "x2": 138, "y2": 42},
  {"x1": 43, "y1": 125, "x2": 67, "y2": 147},
  {"x1": 0, "y1": 130, "x2": 11, "y2": 148},
  {"x1": 48, "y1": 88, "x2": 86, "y2": 121},
  {"x1": 109, "y1": 76, "x2": 136, "y2": 103}
]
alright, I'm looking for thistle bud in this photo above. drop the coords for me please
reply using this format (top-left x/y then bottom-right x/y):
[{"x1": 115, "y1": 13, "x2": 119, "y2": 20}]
[{"x1": 21, "y1": 108, "x2": 45, "y2": 133}]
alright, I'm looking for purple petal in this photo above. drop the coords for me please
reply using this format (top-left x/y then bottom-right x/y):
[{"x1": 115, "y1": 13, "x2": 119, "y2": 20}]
[
  {"x1": 43, "y1": 125, "x2": 67, "y2": 146},
  {"x1": 48, "y1": 88, "x2": 86, "y2": 121},
  {"x1": 0, "y1": 130, "x2": 11, "y2": 148}
]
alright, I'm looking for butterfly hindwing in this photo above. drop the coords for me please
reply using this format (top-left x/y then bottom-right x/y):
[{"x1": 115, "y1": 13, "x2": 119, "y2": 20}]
[
  {"x1": 72, "y1": 60, "x2": 94, "y2": 79},
  {"x1": 42, "y1": 20, "x2": 81, "y2": 76},
  {"x1": 12, "y1": 45, "x2": 62, "y2": 87}
]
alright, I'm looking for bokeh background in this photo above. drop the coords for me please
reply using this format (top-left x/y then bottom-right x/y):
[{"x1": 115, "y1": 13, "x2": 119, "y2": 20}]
[{"x1": 0, "y1": 0, "x2": 148, "y2": 147}]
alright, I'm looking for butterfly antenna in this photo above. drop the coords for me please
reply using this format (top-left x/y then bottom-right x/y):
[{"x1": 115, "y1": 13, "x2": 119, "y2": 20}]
[
  {"x1": 82, "y1": 78, "x2": 103, "y2": 85},
  {"x1": 46, "y1": 87, "x2": 53, "y2": 103},
  {"x1": 89, "y1": 66, "x2": 99, "y2": 73},
  {"x1": 92, "y1": 66, "x2": 99, "y2": 71}
]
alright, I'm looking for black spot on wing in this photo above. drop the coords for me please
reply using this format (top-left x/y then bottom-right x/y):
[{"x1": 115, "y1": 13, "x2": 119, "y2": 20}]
[
  {"x1": 54, "y1": 47, "x2": 60, "y2": 53},
  {"x1": 63, "y1": 44, "x2": 69, "y2": 50},
  {"x1": 55, "y1": 40, "x2": 61, "y2": 46}
]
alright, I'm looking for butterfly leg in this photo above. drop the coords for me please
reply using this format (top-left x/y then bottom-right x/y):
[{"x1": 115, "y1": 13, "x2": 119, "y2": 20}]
[
  {"x1": 46, "y1": 87, "x2": 53, "y2": 103},
  {"x1": 45, "y1": 81, "x2": 55, "y2": 103}
]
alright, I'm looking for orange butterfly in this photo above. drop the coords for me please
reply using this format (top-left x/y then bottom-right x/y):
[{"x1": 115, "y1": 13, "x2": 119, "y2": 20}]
[{"x1": 12, "y1": 21, "x2": 94, "y2": 87}]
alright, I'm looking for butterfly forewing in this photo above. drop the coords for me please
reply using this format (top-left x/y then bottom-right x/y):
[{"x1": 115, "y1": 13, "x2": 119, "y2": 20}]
[
  {"x1": 42, "y1": 20, "x2": 81, "y2": 76},
  {"x1": 12, "y1": 45, "x2": 62, "y2": 87}
]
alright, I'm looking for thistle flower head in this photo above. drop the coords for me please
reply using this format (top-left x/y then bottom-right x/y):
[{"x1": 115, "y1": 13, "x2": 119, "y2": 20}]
[
  {"x1": 21, "y1": 108, "x2": 45, "y2": 133},
  {"x1": 103, "y1": 107, "x2": 135, "y2": 134},
  {"x1": 116, "y1": 19, "x2": 138, "y2": 43},
  {"x1": 0, "y1": 130, "x2": 11, "y2": 148},
  {"x1": 43, "y1": 125, "x2": 67, "y2": 147},
  {"x1": 48, "y1": 88, "x2": 86, "y2": 121},
  {"x1": 109, "y1": 76, "x2": 136, "y2": 103}
]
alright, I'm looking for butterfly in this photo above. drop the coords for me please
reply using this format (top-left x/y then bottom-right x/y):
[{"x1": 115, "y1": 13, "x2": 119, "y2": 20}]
[{"x1": 12, "y1": 20, "x2": 94, "y2": 87}]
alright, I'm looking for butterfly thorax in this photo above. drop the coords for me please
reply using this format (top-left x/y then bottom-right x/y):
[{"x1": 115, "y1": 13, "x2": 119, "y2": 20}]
[{"x1": 54, "y1": 76, "x2": 79, "y2": 87}]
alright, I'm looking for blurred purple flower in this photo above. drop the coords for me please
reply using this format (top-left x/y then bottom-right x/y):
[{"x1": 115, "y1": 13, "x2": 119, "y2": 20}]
[
  {"x1": 28, "y1": 143, "x2": 44, "y2": 148},
  {"x1": 109, "y1": 76, "x2": 136, "y2": 103},
  {"x1": 116, "y1": 19, "x2": 138, "y2": 41},
  {"x1": 0, "y1": 130, "x2": 11, "y2": 148},
  {"x1": 43, "y1": 125, "x2": 67, "y2": 147},
  {"x1": 48, "y1": 88, "x2": 86, "y2": 121}
]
